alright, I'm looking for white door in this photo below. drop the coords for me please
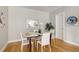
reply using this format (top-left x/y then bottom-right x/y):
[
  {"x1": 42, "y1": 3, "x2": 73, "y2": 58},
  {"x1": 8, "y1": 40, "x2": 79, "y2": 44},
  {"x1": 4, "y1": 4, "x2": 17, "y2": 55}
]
[{"x1": 55, "y1": 12, "x2": 65, "y2": 40}]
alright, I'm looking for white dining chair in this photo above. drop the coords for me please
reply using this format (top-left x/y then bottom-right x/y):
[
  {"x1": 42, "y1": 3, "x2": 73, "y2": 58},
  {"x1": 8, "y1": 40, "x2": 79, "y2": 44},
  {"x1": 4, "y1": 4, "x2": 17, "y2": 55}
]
[
  {"x1": 37, "y1": 32, "x2": 51, "y2": 52},
  {"x1": 20, "y1": 32, "x2": 34, "y2": 52}
]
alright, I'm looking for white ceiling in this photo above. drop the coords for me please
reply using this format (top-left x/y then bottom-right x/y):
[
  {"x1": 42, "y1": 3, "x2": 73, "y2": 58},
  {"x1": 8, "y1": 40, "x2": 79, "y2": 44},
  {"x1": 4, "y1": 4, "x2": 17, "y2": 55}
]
[{"x1": 23, "y1": 6, "x2": 63, "y2": 12}]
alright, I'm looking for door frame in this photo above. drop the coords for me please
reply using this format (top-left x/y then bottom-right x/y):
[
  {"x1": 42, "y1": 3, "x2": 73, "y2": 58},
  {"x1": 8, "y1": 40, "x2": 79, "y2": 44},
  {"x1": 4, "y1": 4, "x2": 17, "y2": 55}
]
[{"x1": 55, "y1": 11, "x2": 66, "y2": 41}]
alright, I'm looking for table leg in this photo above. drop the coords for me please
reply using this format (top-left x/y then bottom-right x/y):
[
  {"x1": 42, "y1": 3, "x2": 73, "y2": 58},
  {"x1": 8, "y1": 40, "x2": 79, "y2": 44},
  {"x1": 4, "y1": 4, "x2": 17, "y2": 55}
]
[
  {"x1": 50, "y1": 33, "x2": 52, "y2": 46},
  {"x1": 29, "y1": 37, "x2": 31, "y2": 52}
]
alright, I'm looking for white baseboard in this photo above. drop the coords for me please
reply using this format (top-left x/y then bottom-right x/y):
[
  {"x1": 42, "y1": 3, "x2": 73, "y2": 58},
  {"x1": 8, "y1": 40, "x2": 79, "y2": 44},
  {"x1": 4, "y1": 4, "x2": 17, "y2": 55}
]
[
  {"x1": 1, "y1": 42, "x2": 8, "y2": 52},
  {"x1": 0, "y1": 40, "x2": 21, "y2": 52},
  {"x1": 64, "y1": 40, "x2": 79, "y2": 47},
  {"x1": 8, "y1": 39, "x2": 21, "y2": 43}
]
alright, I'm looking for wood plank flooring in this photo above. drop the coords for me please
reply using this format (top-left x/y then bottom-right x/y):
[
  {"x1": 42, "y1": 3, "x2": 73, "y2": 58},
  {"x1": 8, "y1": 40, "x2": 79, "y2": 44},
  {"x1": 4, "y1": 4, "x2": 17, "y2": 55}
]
[{"x1": 4, "y1": 39, "x2": 79, "y2": 52}]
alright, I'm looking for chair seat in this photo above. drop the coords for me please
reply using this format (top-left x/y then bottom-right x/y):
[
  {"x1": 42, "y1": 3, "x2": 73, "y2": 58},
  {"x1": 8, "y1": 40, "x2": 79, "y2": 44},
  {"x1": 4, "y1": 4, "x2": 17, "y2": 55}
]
[
  {"x1": 22, "y1": 40, "x2": 29, "y2": 45},
  {"x1": 22, "y1": 39, "x2": 34, "y2": 45}
]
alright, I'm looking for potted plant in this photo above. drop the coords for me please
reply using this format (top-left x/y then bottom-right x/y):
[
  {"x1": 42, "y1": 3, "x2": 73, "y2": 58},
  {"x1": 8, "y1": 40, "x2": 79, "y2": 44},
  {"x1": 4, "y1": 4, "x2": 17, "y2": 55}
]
[
  {"x1": 45, "y1": 22, "x2": 54, "y2": 31},
  {"x1": 45, "y1": 22, "x2": 55, "y2": 40}
]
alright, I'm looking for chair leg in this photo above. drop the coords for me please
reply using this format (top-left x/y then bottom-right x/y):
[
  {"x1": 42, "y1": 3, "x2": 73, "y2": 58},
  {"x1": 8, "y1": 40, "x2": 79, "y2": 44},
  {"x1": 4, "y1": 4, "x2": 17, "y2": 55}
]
[
  {"x1": 48, "y1": 45, "x2": 51, "y2": 52},
  {"x1": 41, "y1": 45, "x2": 43, "y2": 52},
  {"x1": 37, "y1": 42, "x2": 39, "y2": 52},
  {"x1": 31, "y1": 42, "x2": 34, "y2": 52},
  {"x1": 21, "y1": 45, "x2": 23, "y2": 52},
  {"x1": 34, "y1": 39, "x2": 37, "y2": 52}
]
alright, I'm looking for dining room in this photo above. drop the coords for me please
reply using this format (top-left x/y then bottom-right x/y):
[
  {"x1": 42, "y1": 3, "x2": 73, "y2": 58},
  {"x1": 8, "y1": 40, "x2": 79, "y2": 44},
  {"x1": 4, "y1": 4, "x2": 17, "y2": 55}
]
[
  {"x1": 6, "y1": 6, "x2": 56, "y2": 52},
  {"x1": 0, "y1": 6, "x2": 79, "y2": 52}
]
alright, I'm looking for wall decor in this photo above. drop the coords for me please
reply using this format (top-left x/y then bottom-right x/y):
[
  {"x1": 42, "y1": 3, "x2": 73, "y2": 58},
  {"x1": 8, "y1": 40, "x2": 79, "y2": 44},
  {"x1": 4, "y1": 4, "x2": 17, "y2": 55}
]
[
  {"x1": 67, "y1": 16, "x2": 77, "y2": 25},
  {"x1": 77, "y1": 16, "x2": 79, "y2": 25},
  {"x1": 0, "y1": 12, "x2": 5, "y2": 28}
]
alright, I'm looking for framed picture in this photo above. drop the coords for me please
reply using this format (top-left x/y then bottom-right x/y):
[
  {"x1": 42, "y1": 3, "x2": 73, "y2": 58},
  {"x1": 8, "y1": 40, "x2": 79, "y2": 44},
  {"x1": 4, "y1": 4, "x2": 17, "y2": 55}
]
[
  {"x1": 0, "y1": 12, "x2": 5, "y2": 28},
  {"x1": 67, "y1": 16, "x2": 77, "y2": 25}
]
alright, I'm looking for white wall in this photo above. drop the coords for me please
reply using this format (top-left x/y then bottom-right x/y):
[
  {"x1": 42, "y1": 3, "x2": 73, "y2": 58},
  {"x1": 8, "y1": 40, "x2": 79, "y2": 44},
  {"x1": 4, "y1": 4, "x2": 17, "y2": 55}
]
[
  {"x1": 8, "y1": 7, "x2": 49, "y2": 41},
  {"x1": 0, "y1": 6, "x2": 8, "y2": 51},
  {"x1": 50, "y1": 7, "x2": 66, "y2": 27},
  {"x1": 66, "y1": 7, "x2": 79, "y2": 45},
  {"x1": 8, "y1": 6, "x2": 79, "y2": 46},
  {"x1": 50, "y1": 7, "x2": 66, "y2": 38},
  {"x1": 51, "y1": 7, "x2": 79, "y2": 46}
]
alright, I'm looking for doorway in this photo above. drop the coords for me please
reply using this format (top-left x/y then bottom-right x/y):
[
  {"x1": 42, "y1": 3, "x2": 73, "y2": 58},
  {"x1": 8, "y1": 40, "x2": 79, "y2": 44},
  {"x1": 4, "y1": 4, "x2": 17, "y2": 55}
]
[{"x1": 55, "y1": 12, "x2": 66, "y2": 40}]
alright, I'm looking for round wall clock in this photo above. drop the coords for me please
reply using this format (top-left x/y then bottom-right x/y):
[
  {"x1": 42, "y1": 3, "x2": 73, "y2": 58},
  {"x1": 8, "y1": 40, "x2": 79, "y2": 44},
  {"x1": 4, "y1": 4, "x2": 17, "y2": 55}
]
[{"x1": 67, "y1": 16, "x2": 77, "y2": 25}]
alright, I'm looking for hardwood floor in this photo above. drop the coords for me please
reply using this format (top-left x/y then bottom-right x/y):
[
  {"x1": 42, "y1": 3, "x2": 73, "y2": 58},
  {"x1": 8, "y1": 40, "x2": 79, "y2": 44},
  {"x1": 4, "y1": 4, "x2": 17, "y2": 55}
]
[{"x1": 4, "y1": 39, "x2": 79, "y2": 52}]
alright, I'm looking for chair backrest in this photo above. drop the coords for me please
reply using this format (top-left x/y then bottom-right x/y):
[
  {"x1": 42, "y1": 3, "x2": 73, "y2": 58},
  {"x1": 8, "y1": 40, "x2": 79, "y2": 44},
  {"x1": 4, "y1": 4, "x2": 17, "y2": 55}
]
[
  {"x1": 20, "y1": 32, "x2": 28, "y2": 42},
  {"x1": 41, "y1": 32, "x2": 50, "y2": 45}
]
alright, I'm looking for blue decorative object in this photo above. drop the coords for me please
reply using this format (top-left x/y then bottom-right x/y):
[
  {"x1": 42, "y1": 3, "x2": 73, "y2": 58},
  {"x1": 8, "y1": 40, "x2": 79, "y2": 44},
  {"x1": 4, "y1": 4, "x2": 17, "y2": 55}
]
[{"x1": 67, "y1": 16, "x2": 77, "y2": 25}]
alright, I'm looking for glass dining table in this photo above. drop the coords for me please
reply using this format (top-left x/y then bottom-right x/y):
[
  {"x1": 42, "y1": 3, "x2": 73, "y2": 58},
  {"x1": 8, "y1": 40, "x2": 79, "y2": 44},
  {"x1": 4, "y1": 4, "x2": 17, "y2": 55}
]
[
  {"x1": 23, "y1": 32, "x2": 42, "y2": 52},
  {"x1": 23, "y1": 31, "x2": 52, "y2": 52}
]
